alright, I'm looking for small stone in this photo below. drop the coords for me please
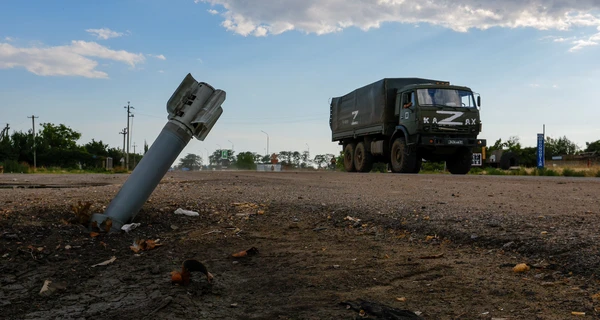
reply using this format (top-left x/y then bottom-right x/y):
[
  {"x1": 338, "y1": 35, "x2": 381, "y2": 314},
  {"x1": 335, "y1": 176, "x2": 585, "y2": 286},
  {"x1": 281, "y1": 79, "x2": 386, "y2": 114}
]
[
  {"x1": 151, "y1": 265, "x2": 160, "y2": 274},
  {"x1": 230, "y1": 303, "x2": 238, "y2": 308}
]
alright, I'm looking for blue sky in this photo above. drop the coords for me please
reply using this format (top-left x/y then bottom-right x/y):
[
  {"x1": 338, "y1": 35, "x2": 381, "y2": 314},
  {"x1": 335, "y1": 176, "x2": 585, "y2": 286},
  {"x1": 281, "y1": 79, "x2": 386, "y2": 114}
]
[{"x1": 1, "y1": 0, "x2": 599, "y2": 165}]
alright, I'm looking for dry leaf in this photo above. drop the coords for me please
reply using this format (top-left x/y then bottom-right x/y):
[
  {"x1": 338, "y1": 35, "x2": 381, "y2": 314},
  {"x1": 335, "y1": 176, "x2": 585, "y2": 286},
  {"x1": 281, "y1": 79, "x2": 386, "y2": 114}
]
[
  {"x1": 425, "y1": 235, "x2": 435, "y2": 241},
  {"x1": 90, "y1": 232, "x2": 100, "y2": 238},
  {"x1": 571, "y1": 312, "x2": 585, "y2": 316},
  {"x1": 91, "y1": 256, "x2": 116, "y2": 267},
  {"x1": 396, "y1": 297, "x2": 407, "y2": 302},
  {"x1": 513, "y1": 263, "x2": 530, "y2": 273},
  {"x1": 39, "y1": 280, "x2": 51, "y2": 294},
  {"x1": 257, "y1": 210, "x2": 265, "y2": 215},
  {"x1": 71, "y1": 201, "x2": 93, "y2": 225},
  {"x1": 232, "y1": 247, "x2": 259, "y2": 258},
  {"x1": 592, "y1": 292, "x2": 600, "y2": 300}
]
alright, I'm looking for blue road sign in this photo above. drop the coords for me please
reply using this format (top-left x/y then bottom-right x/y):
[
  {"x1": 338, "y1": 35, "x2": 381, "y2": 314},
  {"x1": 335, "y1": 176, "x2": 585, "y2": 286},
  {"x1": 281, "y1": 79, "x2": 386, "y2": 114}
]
[{"x1": 537, "y1": 133, "x2": 544, "y2": 168}]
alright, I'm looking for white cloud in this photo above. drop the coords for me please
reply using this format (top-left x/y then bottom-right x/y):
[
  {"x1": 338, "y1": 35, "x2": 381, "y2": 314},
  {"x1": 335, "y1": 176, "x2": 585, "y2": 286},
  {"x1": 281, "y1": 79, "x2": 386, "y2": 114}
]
[
  {"x1": 4, "y1": 36, "x2": 14, "y2": 42},
  {"x1": 86, "y1": 28, "x2": 125, "y2": 40},
  {"x1": 197, "y1": 58, "x2": 203, "y2": 63},
  {"x1": 208, "y1": 9, "x2": 219, "y2": 15},
  {"x1": 152, "y1": 54, "x2": 166, "y2": 60},
  {"x1": 158, "y1": 70, "x2": 165, "y2": 73},
  {"x1": 569, "y1": 26, "x2": 600, "y2": 51},
  {"x1": 529, "y1": 83, "x2": 541, "y2": 88},
  {"x1": 197, "y1": 0, "x2": 600, "y2": 38},
  {"x1": 0, "y1": 40, "x2": 145, "y2": 78}
]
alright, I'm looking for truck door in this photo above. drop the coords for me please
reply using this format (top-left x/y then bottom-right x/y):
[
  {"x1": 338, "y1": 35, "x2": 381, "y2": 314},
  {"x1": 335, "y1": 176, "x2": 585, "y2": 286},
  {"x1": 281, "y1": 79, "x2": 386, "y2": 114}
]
[{"x1": 398, "y1": 91, "x2": 418, "y2": 133}]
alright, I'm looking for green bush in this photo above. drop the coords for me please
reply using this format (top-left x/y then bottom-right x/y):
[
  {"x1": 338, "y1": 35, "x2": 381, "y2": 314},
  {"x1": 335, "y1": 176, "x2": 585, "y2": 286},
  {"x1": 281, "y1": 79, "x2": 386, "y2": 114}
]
[
  {"x1": 469, "y1": 167, "x2": 484, "y2": 174},
  {"x1": 596, "y1": 170, "x2": 600, "y2": 178},
  {"x1": 484, "y1": 167, "x2": 505, "y2": 175},
  {"x1": 1, "y1": 160, "x2": 30, "y2": 173},
  {"x1": 370, "y1": 162, "x2": 388, "y2": 173},
  {"x1": 562, "y1": 168, "x2": 586, "y2": 177},
  {"x1": 421, "y1": 161, "x2": 445, "y2": 172},
  {"x1": 508, "y1": 167, "x2": 529, "y2": 176},
  {"x1": 533, "y1": 168, "x2": 559, "y2": 176}
]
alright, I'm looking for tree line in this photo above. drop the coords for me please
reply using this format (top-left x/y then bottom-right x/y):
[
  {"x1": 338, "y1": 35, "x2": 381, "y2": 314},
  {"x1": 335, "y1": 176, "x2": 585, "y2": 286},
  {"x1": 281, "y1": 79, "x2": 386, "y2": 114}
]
[
  {"x1": 0, "y1": 123, "x2": 145, "y2": 172},
  {"x1": 1, "y1": 122, "x2": 599, "y2": 172},
  {"x1": 174, "y1": 150, "x2": 337, "y2": 171},
  {"x1": 485, "y1": 135, "x2": 599, "y2": 167}
]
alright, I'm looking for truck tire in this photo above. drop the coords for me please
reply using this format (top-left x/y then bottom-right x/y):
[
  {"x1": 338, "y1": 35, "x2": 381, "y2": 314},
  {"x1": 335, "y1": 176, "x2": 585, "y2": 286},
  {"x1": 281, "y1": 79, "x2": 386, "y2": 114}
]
[
  {"x1": 343, "y1": 143, "x2": 356, "y2": 172},
  {"x1": 446, "y1": 148, "x2": 472, "y2": 174},
  {"x1": 390, "y1": 138, "x2": 416, "y2": 173},
  {"x1": 354, "y1": 142, "x2": 374, "y2": 172}
]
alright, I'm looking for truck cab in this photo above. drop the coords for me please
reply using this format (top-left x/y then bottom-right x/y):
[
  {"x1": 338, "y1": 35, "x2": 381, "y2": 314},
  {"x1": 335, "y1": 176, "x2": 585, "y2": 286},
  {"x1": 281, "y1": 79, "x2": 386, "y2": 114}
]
[{"x1": 391, "y1": 83, "x2": 485, "y2": 173}]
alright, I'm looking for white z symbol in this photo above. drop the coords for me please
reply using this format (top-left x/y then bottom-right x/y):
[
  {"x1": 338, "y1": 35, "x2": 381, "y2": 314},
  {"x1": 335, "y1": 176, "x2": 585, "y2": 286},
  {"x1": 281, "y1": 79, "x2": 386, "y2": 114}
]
[
  {"x1": 351, "y1": 110, "x2": 359, "y2": 125},
  {"x1": 436, "y1": 111, "x2": 464, "y2": 125}
]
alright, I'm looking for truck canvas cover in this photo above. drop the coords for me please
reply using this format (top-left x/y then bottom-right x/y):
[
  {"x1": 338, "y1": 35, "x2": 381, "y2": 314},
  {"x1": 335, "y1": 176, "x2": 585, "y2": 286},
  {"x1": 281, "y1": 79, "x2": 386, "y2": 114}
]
[{"x1": 330, "y1": 78, "x2": 443, "y2": 136}]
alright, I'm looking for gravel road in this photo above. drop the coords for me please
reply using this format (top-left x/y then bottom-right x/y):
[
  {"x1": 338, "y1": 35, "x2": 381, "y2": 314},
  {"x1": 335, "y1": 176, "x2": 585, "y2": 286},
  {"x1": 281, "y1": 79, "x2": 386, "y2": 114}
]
[{"x1": 1, "y1": 171, "x2": 599, "y2": 319}]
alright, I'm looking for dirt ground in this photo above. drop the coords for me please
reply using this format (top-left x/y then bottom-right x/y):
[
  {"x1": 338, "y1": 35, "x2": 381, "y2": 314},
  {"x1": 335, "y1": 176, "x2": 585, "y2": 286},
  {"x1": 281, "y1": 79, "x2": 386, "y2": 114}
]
[{"x1": 1, "y1": 171, "x2": 600, "y2": 319}]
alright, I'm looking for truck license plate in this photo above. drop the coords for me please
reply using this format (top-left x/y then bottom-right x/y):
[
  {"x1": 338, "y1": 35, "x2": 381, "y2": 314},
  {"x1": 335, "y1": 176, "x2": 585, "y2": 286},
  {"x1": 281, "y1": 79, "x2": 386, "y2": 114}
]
[{"x1": 447, "y1": 139, "x2": 464, "y2": 145}]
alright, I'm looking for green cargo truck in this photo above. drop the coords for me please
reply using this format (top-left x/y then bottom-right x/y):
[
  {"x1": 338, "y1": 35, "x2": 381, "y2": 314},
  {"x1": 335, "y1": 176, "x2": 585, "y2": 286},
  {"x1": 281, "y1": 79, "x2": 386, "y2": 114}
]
[{"x1": 329, "y1": 78, "x2": 486, "y2": 174}]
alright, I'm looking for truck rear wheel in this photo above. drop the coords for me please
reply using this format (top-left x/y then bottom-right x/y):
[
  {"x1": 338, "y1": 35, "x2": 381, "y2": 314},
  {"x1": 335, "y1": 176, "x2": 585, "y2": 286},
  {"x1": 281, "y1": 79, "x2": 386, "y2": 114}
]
[
  {"x1": 343, "y1": 143, "x2": 356, "y2": 172},
  {"x1": 447, "y1": 148, "x2": 472, "y2": 174},
  {"x1": 390, "y1": 138, "x2": 416, "y2": 173},
  {"x1": 354, "y1": 142, "x2": 373, "y2": 172}
]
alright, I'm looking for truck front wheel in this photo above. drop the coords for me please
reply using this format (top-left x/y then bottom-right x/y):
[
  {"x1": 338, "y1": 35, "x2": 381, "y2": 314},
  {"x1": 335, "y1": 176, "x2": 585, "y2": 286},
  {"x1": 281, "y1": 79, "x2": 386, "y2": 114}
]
[
  {"x1": 390, "y1": 138, "x2": 416, "y2": 173},
  {"x1": 354, "y1": 142, "x2": 374, "y2": 172},
  {"x1": 446, "y1": 148, "x2": 472, "y2": 174},
  {"x1": 343, "y1": 143, "x2": 356, "y2": 172}
]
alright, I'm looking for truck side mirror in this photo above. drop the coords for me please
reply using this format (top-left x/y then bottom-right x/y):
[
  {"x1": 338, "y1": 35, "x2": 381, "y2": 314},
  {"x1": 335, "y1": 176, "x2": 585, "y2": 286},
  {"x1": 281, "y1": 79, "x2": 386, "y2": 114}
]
[{"x1": 477, "y1": 96, "x2": 481, "y2": 107}]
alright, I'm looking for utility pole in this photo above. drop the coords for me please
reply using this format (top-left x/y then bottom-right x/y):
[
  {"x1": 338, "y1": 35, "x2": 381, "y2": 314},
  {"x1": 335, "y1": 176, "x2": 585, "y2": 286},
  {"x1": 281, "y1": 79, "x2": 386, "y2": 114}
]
[
  {"x1": 119, "y1": 128, "x2": 127, "y2": 167},
  {"x1": 27, "y1": 115, "x2": 39, "y2": 170},
  {"x1": 261, "y1": 130, "x2": 269, "y2": 156},
  {"x1": 132, "y1": 142, "x2": 137, "y2": 169},
  {"x1": 124, "y1": 101, "x2": 134, "y2": 170}
]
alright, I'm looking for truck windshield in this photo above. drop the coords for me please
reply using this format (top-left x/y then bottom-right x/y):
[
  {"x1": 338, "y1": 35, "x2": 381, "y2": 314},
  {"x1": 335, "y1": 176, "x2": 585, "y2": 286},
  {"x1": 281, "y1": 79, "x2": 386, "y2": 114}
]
[{"x1": 417, "y1": 89, "x2": 476, "y2": 108}]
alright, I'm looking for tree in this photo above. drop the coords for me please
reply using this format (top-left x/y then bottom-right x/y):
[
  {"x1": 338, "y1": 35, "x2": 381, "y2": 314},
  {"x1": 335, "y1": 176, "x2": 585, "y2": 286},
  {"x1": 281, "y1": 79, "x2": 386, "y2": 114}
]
[
  {"x1": 209, "y1": 149, "x2": 234, "y2": 167},
  {"x1": 177, "y1": 153, "x2": 202, "y2": 170},
  {"x1": 144, "y1": 140, "x2": 149, "y2": 154},
  {"x1": 585, "y1": 140, "x2": 600, "y2": 153},
  {"x1": 235, "y1": 152, "x2": 257, "y2": 170},
  {"x1": 545, "y1": 136, "x2": 579, "y2": 157},
  {"x1": 313, "y1": 154, "x2": 327, "y2": 169},
  {"x1": 84, "y1": 139, "x2": 109, "y2": 157}
]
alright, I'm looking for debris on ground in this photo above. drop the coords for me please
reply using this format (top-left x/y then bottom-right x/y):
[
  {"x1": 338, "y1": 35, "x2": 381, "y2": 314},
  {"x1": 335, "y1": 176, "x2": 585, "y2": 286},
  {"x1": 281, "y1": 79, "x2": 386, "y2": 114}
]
[
  {"x1": 70, "y1": 201, "x2": 93, "y2": 225},
  {"x1": 232, "y1": 247, "x2": 259, "y2": 258},
  {"x1": 340, "y1": 299, "x2": 424, "y2": 319},
  {"x1": 121, "y1": 223, "x2": 141, "y2": 233},
  {"x1": 344, "y1": 216, "x2": 361, "y2": 223},
  {"x1": 513, "y1": 263, "x2": 530, "y2": 273},
  {"x1": 130, "y1": 239, "x2": 162, "y2": 253},
  {"x1": 39, "y1": 279, "x2": 67, "y2": 297},
  {"x1": 174, "y1": 208, "x2": 199, "y2": 216},
  {"x1": 91, "y1": 256, "x2": 117, "y2": 267},
  {"x1": 171, "y1": 259, "x2": 214, "y2": 285},
  {"x1": 419, "y1": 253, "x2": 444, "y2": 259}
]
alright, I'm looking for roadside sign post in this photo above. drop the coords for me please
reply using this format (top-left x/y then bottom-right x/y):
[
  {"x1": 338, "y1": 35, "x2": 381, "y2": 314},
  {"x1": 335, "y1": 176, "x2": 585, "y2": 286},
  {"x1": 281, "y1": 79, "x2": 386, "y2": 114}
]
[{"x1": 537, "y1": 133, "x2": 545, "y2": 169}]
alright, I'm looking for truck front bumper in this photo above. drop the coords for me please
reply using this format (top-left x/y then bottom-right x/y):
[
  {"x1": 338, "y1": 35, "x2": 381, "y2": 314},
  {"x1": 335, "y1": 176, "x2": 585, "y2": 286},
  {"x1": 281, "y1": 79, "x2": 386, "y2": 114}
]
[{"x1": 420, "y1": 136, "x2": 486, "y2": 147}]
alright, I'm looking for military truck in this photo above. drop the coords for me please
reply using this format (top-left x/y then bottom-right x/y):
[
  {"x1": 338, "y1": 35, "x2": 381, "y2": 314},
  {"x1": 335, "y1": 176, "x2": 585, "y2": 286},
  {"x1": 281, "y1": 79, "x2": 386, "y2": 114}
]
[{"x1": 329, "y1": 78, "x2": 486, "y2": 174}]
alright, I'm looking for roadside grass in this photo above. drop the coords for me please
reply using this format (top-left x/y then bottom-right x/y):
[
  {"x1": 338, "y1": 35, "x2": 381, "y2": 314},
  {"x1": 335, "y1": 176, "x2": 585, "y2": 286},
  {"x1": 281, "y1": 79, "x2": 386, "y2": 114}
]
[{"x1": 0, "y1": 163, "x2": 129, "y2": 174}]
